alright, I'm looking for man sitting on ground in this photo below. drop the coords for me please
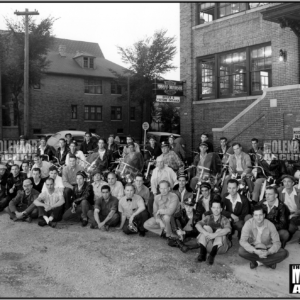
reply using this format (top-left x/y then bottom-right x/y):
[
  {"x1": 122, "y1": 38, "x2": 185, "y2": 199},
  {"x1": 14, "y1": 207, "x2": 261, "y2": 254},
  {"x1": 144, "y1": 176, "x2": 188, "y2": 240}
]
[
  {"x1": 168, "y1": 196, "x2": 201, "y2": 253},
  {"x1": 144, "y1": 180, "x2": 180, "y2": 239},
  {"x1": 195, "y1": 199, "x2": 232, "y2": 265},
  {"x1": 62, "y1": 171, "x2": 94, "y2": 226},
  {"x1": 222, "y1": 179, "x2": 251, "y2": 239},
  {"x1": 239, "y1": 205, "x2": 288, "y2": 269},
  {"x1": 87, "y1": 185, "x2": 120, "y2": 231},
  {"x1": 259, "y1": 186, "x2": 289, "y2": 248},
  {"x1": 4, "y1": 179, "x2": 39, "y2": 222},
  {"x1": 33, "y1": 177, "x2": 65, "y2": 228},
  {"x1": 117, "y1": 183, "x2": 149, "y2": 236}
]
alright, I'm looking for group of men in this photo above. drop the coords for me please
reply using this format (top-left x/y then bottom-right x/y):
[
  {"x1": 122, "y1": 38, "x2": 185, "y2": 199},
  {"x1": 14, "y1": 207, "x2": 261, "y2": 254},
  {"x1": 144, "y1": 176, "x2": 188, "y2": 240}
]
[{"x1": 0, "y1": 131, "x2": 299, "y2": 270}]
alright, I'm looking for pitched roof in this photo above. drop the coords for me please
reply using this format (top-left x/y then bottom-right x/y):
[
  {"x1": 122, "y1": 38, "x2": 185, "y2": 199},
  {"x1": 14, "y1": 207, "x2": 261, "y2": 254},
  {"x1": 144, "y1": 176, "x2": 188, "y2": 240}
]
[
  {"x1": 46, "y1": 51, "x2": 127, "y2": 78},
  {"x1": 50, "y1": 37, "x2": 105, "y2": 58}
]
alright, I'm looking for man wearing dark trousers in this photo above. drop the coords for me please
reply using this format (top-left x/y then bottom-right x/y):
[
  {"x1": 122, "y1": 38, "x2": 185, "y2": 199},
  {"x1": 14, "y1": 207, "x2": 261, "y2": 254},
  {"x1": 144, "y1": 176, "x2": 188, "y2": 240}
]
[
  {"x1": 117, "y1": 183, "x2": 149, "y2": 236},
  {"x1": 87, "y1": 185, "x2": 120, "y2": 230},
  {"x1": 222, "y1": 179, "x2": 252, "y2": 239},
  {"x1": 239, "y1": 205, "x2": 288, "y2": 270}
]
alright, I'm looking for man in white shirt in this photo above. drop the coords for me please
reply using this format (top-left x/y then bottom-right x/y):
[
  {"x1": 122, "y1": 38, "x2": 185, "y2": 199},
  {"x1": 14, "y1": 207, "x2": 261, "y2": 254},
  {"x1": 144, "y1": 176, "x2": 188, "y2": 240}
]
[
  {"x1": 278, "y1": 175, "x2": 300, "y2": 238},
  {"x1": 107, "y1": 172, "x2": 124, "y2": 200},
  {"x1": 42, "y1": 166, "x2": 64, "y2": 194},
  {"x1": 151, "y1": 156, "x2": 178, "y2": 195},
  {"x1": 33, "y1": 177, "x2": 65, "y2": 228},
  {"x1": 32, "y1": 154, "x2": 51, "y2": 179}
]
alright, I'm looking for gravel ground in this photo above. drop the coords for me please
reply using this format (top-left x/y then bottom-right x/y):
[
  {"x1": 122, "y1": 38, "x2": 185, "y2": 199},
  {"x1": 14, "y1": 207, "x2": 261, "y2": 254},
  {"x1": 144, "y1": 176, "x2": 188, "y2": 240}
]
[{"x1": 0, "y1": 212, "x2": 288, "y2": 298}]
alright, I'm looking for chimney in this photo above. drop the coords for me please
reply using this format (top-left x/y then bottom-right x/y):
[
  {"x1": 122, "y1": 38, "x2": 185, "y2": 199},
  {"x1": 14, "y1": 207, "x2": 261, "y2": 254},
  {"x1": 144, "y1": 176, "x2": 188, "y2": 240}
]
[{"x1": 58, "y1": 45, "x2": 66, "y2": 57}]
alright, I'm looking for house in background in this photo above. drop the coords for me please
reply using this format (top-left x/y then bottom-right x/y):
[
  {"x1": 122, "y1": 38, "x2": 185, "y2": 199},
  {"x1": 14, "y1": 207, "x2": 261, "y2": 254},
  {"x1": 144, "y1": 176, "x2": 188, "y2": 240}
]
[
  {"x1": 180, "y1": 3, "x2": 300, "y2": 151},
  {"x1": 1, "y1": 37, "x2": 142, "y2": 141}
]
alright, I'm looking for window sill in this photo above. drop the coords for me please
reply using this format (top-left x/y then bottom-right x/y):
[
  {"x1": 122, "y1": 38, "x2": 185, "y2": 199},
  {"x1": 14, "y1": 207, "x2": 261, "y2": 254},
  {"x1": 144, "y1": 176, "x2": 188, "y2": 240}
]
[
  {"x1": 111, "y1": 120, "x2": 123, "y2": 122},
  {"x1": 193, "y1": 95, "x2": 258, "y2": 104},
  {"x1": 84, "y1": 93, "x2": 103, "y2": 95},
  {"x1": 192, "y1": 3, "x2": 278, "y2": 30},
  {"x1": 84, "y1": 120, "x2": 103, "y2": 122}
]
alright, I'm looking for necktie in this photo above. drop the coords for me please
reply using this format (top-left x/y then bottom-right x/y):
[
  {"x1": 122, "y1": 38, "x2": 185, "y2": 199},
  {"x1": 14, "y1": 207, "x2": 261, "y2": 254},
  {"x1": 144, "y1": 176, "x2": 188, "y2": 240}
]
[{"x1": 127, "y1": 198, "x2": 132, "y2": 202}]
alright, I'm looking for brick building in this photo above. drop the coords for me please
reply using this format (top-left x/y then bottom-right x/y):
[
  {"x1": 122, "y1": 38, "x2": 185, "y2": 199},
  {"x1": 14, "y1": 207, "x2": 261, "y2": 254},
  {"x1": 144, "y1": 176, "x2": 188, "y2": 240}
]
[
  {"x1": 180, "y1": 3, "x2": 300, "y2": 153},
  {"x1": 1, "y1": 37, "x2": 142, "y2": 141}
]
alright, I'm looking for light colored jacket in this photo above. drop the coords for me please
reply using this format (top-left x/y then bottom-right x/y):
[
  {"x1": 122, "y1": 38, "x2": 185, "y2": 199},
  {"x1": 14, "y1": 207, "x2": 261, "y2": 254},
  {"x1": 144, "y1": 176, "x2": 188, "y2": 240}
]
[{"x1": 229, "y1": 151, "x2": 252, "y2": 175}]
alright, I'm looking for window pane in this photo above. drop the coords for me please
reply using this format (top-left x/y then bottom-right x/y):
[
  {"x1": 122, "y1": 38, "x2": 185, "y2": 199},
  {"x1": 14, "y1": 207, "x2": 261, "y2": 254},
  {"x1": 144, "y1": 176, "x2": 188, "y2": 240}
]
[
  {"x1": 84, "y1": 58, "x2": 88, "y2": 68},
  {"x1": 199, "y1": 57, "x2": 215, "y2": 99}
]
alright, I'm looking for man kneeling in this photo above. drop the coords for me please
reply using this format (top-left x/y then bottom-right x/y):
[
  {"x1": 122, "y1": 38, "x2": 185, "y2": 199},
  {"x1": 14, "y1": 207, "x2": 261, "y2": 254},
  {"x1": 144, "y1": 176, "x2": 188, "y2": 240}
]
[
  {"x1": 87, "y1": 185, "x2": 120, "y2": 230},
  {"x1": 238, "y1": 205, "x2": 288, "y2": 269},
  {"x1": 195, "y1": 200, "x2": 232, "y2": 265},
  {"x1": 33, "y1": 177, "x2": 65, "y2": 228}
]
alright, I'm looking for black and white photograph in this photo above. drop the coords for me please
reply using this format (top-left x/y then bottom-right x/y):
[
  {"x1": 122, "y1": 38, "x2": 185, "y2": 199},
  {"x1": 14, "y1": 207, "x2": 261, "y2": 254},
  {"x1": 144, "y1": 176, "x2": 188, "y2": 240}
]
[{"x1": 0, "y1": 1, "x2": 299, "y2": 298}]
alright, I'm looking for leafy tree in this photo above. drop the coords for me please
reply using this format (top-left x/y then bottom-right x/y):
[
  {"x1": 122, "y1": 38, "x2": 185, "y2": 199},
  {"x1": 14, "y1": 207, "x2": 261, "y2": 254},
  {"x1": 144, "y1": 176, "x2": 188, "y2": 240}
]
[
  {"x1": 112, "y1": 29, "x2": 177, "y2": 138},
  {"x1": 0, "y1": 16, "x2": 55, "y2": 135}
]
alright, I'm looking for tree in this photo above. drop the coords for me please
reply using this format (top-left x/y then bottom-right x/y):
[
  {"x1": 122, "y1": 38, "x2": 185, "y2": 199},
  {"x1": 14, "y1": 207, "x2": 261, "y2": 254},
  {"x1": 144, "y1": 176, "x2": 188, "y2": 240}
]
[
  {"x1": 112, "y1": 29, "x2": 177, "y2": 138},
  {"x1": 0, "y1": 16, "x2": 55, "y2": 135}
]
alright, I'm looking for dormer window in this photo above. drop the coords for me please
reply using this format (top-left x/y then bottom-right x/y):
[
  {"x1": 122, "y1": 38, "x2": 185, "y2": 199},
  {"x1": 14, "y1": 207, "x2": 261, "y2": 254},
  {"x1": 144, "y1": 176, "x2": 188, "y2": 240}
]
[{"x1": 83, "y1": 57, "x2": 94, "y2": 69}]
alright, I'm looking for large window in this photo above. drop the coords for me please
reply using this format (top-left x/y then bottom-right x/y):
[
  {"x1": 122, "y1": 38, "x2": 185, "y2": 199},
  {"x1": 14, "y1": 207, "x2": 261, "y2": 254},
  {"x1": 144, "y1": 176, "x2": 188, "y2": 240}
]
[
  {"x1": 198, "y1": 43, "x2": 272, "y2": 100},
  {"x1": 197, "y1": 3, "x2": 269, "y2": 25},
  {"x1": 84, "y1": 106, "x2": 102, "y2": 121},
  {"x1": 84, "y1": 78, "x2": 102, "y2": 94},
  {"x1": 111, "y1": 81, "x2": 122, "y2": 94},
  {"x1": 71, "y1": 105, "x2": 77, "y2": 119},
  {"x1": 111, "y1": 106, "x2": 122, "y2": 120}
]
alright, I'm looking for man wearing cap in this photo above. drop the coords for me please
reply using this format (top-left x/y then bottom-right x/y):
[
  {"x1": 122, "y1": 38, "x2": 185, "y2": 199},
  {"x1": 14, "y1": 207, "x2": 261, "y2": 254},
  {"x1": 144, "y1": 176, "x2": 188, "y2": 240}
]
[
  {"x1": 122, "y1": 136, "x2": 140, "y2": 156},
  {"x1": 172, "y1": 171, "x2": 193, "y2": 207},
  {"x1": 0, "y1": 164, "x2": 27, "y2": 212},
  {"x1": 37, "y1": 136, "x2": 56, "y2": 161},
  {"x1": 278, "y1": 175, "x2": 300, "y2": 239},
  {"x1": 42, "y1": 166, "x2": 64, "y2": 193},
  {"x1": 62, "y1": 171, "x2": 94, "y2": 226},
  {"x1": 55, "y1": 138, "x2": 69, "y2": 166},
  {"x1": 87, "y1": 185, "x2": 120, "y2": 230},
  {"x1": 65, "y1": 133, "x2": 73, "y2": 148},
  {"x1": 62, "y1": 154, "x2": 84, "y2": 210},
  {"x1": 31, "y1": 154, "x2": 51, "y2": 179},
  {"x1": 169, "y1": 196, "x2": 202, "y2": 253},
  {"x1": 107, "y1": 134, "x2": 119, "y2": 159},
  {"x1": 29, "y1": 168, "x2": 45, "y2": 193},
  {"x1": 150, "y1": 156, "x2": 178, "y2": 196},
  {"x1": 190, "y1": 141, "x2": 221, "y2": 191},
  {"x1": 123, "y1": 142, "x2": 144, "y2": 173},
  {"x1": 80, "y1": 132, "x2": 97, "y2": 155},
  {"x1": 144, "y1": 180, "x2": 180, "y2": 239},
  {"x1": 169, "y1": 135, "x2": 186, "y2": 162},
  {"x1": 145, "y1": 136, "x2": 162, "y2": 160},
  {"x1": 196, "y1": 199, "x2": 232, "y2": 265},
  {"x1": 158, "y1": 141, "x2": 184, "y2": 173},
  {"x1": 91, "y1": 169, "x2": 108, "y2": 201},
  {"x1": 66, "y1": 141, "x2": 86, "y2": 168},
  {"x1": 107, "y1": 172, "x2": 124, "y2": 200},
  {"x1": 222, "y1": 179, "x2": 252, "y2": 239},
  {"x1": 33, "y1": 177, "x2": 65, "y2": 227},
  {"x1": 4, "y1": 178, "x2": 39, "y2": 222},
  {"x1": 118, "y1": 183, "x2": 149, "y2": 236},
  {"x1": 258, "y1": 186, "x2": 289, "y2": 248},
  {"x1": 200, "y1": 133, "x2": 214, "y2": 153},
  {"x1": 86, "y1": 138, "x2": 113, "y2": 173}
]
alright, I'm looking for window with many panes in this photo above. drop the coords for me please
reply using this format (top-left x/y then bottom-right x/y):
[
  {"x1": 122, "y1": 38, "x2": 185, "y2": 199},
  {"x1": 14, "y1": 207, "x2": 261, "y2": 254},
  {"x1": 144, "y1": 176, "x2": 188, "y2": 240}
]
[
  {"x1": 71, "y1": 105, "x2": 77, "y2": 119},
  {"x1": 197, "y1": 3, "x2": 269, "y2": 25},
  {"x1": 84, "y1": 78, "x2": 102, "y2": 94},
  {"x1": 83, "y1": 57, "x2": 94, "y2": 69},
  {"x1": 111, "y1": 106, "x2": 122, "y2": 120},
  {"x1": 84, "y1": 106, "x2": 102, "y2": 120},
  {"x1": 111, "y1": 81, "x2": 122, "y2": 94},
  {"x1": 130, "y1": 107, "x2": 136, "y2": 121},
  {"x1": 198, "y1": 43, "x2": 272, "y2": 100}
]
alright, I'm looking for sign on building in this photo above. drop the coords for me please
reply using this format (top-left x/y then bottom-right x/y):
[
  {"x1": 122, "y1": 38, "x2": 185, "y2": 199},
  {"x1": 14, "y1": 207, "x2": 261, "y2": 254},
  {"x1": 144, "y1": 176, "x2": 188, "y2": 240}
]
[
  {"x1": 263, "y1": 139, "x2": 300, "y2": 161},
  {"x1": 293, "y1": 127, "x2": 300, "y2": 139},
  {"x1": 154, "y1": 79, "x2": 184, "y2": 103}
]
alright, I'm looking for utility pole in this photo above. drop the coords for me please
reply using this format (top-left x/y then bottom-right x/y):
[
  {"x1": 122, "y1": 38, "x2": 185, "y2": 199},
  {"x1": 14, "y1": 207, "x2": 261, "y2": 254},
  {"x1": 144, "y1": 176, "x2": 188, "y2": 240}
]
[{"x1": 14, "y1": 9, "x2": 39, "y2": 138}]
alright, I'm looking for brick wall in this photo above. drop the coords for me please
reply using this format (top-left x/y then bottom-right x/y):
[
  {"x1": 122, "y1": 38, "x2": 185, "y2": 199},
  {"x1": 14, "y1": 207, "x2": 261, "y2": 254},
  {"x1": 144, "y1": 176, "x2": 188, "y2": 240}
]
[
  {"x1": 29, "y1": 74, "x2": 142, "y2": 142},
  {"x1": 180, "y1": 3, "x2": 299, "y2": 154}
]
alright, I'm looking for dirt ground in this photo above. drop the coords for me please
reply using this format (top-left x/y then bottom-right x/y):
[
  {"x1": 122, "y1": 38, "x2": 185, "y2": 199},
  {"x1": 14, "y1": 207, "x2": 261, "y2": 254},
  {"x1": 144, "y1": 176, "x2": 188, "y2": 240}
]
[{"x1": 0, "y1": 211, "x2": 297, "y2": 298}]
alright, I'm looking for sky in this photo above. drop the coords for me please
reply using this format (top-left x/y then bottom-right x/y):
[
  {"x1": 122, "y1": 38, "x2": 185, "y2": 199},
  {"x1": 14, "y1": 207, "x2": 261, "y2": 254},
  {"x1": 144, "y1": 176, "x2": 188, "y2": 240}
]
[{"x1": 0, "y1": 3, "x2": 180, "y2": 80}]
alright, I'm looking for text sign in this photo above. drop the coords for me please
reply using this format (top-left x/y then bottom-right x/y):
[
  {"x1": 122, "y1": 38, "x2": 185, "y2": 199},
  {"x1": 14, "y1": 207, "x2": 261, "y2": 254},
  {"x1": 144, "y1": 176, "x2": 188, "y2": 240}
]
[
  {"x1": 293, "y1": 128, "x2": 300, "y2": 139},
  {"x1": 142, "y1": 122, "x2": 149, "y2": 131},
  {"x1": 264, "y1": 139, "x2": 300, "y2": 161},
  {"x1": 154, "y1": 80, "x2": 184, "y2": 97},
  {"x1": 156, "y1": 95, "x2": 180, "y2": 103}
]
